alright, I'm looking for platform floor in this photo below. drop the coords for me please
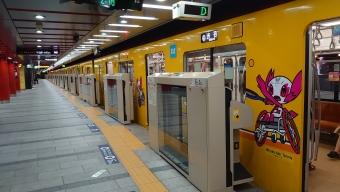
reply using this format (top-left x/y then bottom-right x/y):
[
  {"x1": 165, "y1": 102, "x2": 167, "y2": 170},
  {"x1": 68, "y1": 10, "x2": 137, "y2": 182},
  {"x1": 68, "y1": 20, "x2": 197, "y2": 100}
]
[{"x1": 0, "y1": 80, "x2": 264, "y2": 192}]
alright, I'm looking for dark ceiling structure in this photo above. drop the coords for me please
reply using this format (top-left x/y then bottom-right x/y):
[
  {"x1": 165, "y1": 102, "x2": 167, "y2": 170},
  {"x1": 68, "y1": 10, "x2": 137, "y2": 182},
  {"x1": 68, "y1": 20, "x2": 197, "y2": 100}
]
[{"x1": 0, "y1": 0, "x2": 293, "y2": 69}]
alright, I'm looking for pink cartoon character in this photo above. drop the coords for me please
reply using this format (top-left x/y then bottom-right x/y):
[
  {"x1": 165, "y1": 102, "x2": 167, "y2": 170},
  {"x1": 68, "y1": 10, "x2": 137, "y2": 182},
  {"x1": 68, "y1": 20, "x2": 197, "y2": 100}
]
[
  {"x1": 136, "y1": 77, "x2": 145, "y2": 107},
  {"x1": 246, "y1": 69, "x2": 302, "y2": 154}
]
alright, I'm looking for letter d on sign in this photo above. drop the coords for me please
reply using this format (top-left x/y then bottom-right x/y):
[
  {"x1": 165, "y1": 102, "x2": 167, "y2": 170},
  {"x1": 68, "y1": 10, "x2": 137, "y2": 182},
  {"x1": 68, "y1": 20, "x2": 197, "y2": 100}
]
[{"x1": 200, "y1": 7, "x2": 207, "y2": 16}]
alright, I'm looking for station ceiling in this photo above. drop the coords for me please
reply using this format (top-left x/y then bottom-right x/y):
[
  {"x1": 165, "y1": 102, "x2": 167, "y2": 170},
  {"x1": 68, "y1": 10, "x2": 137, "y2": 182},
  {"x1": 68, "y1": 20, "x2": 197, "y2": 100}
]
[{"x1": 0, "y1": 0, "x2": 293, "y2": 68}]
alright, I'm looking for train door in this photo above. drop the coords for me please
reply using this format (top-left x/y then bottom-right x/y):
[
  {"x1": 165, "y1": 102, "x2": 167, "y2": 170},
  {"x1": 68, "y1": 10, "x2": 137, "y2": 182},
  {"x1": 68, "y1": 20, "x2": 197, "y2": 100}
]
[
  {"x1": 96, "y1": 64, "x2": 105, "y2": 109},
  {"x1": 75, "y1": 68, "x2": 79, "y2": 95},
  {"x1": 305, "y1": 19, "x2": 340, "y2": 191},
  {"x1": 119, "y1": 61, "x2": 134, "y2": 88},
  {"x1": 146, "y1": 52, "x2": 165, "y2": 125}
]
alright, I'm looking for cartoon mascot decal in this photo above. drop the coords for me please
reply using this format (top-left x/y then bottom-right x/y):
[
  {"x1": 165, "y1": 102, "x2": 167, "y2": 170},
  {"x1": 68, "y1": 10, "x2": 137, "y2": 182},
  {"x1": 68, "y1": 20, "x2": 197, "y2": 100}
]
[
  {"x1": 136, "y1": 77, "x2": 145, "y2": 107},
  {"x1": 246, "y1": 69, "x2": 302, "y2": 154}
]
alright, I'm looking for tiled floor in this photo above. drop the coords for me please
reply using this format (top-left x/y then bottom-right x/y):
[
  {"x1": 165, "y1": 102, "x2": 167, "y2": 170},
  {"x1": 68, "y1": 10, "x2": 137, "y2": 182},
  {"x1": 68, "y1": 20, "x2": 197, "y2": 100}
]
[
  {"x1": 0, "y1": 82, "x2": 139, "y2": 192},
  {"x1": 0, "y1": 80, "x2": 265, "y2": 192}
]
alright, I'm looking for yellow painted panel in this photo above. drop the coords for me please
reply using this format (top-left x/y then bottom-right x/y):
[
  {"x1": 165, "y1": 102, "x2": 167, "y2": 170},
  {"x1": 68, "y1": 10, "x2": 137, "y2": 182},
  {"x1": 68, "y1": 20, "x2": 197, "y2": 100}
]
[{"x1": 19, "y1": 67, "x2": 25, "y2": 90}]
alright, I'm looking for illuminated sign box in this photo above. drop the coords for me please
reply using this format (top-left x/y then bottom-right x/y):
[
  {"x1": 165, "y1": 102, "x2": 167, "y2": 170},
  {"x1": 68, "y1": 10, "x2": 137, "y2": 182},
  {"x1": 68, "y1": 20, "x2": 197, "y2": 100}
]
[
  {"x1": 201, "y1": 30, "x2": 218, "y2": 43},
  {"x1": 172, "y1": 1, "x2": 212, "y2": 21},
  {"x1": 17, "y1": 50, "x2": 59, "y2": 55},
  {"x1": 63, "y1": 0, "x2": 144, "y2": 11}
]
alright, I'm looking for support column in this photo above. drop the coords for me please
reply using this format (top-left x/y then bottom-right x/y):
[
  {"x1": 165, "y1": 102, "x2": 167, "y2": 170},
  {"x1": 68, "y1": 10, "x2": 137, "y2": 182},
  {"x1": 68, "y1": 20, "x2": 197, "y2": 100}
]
[
  {"x1": 8, "y1": 61, "x2": 17, "y2": 97},
  {"x1": 0, "y1": 60, "x2": 10, "y2": 103},
  {"x1": 15, "y1": 64, "x2": 21, "y2": 93}
]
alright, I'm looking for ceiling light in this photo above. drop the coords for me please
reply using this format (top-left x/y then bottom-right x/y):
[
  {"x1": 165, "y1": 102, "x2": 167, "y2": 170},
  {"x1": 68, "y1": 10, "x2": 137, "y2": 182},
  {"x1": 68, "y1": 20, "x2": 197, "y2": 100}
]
[
  {"x1": 75, "y1": 48, "x2": 91, "y2": 50},
  {"x1": 88, "y1": 39, "x2": 111, "y2": 41},
  {"x1": 84, "y1": 42, "x2": 104, "y2": 44},
  {"x1": 35, "y1": 15, "x2": 45, "y2": 19},
  {"x1": 102, "y1": 33, "x2": 107, "y2": 36},
  {"x1": 37, "y1": 39, "x2": 42, "y2": 42},
  {"x1": 142, "y1": 4, "x2": 172, "y2": 10},
  {"x1": 36, "y1": 30, "x2": 43, "y2": 33},
  {"x1": 93, "y1": 35, "x2": 119, "y2": 37},
  {"x1": 100, "y1": 30, "x2": 129, "y2": 33},
  {"x1": 120, "y1": 20, "x2": 128, "y2": 23},
  {"x1": 108, "y1": 24, "x2": 142, "y2": 27},
  {"x1": 80, "y1": 45, "x2": 99, "y2": 47},
  {"x1": 37, "y1": 45, "x2": 42, "y2": 48},
  {"x1": 120, "y1": 15, "x2": 158, "y2": 20}
]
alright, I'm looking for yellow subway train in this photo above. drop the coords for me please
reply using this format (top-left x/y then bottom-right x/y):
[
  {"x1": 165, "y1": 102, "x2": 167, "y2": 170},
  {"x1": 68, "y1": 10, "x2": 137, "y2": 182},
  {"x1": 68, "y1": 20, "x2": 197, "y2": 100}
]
[{"x1": 48, "y1": 0, "x2": 340, "y2": 191}]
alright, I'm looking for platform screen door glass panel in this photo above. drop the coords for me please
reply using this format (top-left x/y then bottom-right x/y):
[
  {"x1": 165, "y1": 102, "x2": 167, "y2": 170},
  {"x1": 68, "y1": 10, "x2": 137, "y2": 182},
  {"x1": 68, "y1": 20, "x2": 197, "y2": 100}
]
[
  {"x1": 184, "y1": 49, "x2": 210, "y2": 72},
  {"x1": 157, "y1": 84, "x2": 188, "y2": 174},
  {"x1": 107, "y1": 79, "x2": 118, "y2": 118}
]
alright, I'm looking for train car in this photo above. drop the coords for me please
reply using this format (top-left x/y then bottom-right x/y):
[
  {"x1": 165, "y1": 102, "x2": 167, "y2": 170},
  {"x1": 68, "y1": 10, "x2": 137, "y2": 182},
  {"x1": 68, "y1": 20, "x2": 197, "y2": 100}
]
[{"x1": 48, "y1": 0, "x2": 340, "y2": 191}]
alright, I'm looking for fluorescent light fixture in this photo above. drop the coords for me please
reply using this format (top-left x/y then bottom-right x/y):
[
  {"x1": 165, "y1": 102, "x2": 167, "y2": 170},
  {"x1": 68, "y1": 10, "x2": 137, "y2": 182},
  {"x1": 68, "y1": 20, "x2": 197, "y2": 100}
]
[
  {"x1": 120, "y1": 15, "x2": 158, "y2": 20},
  {"x1": 108, "y1": 24, "x2": 142, "y2": 27},
  {"x1": 80, "y1": 45, "x2": 99, "y2": 47},
  {"x1": 93, "y1": 35, "x2": 119, "y2": 37},
  {"x1": 120, "y1": 20, "x2": 128, "y2": 23},
  {"x1": 83, "y1": 42, "x2": 104, "y2": 44},
  {"x1": 37, "y1": 39, "x2": 42, "y2": 42},
  {"x1": 100, "y1": 30, "x2": 129, "y2": 33},
  {"x1": 143, "y1": 4, "x2": 172, "y2": 10},
  {"x1": 321, "y1": 21, "x2": 340, "y2": 26},
  {"x1": 36, "y1": 30, "x2": 43, "y2": 33},
  {"x1": 37, "y1": 45, "x2": 42, "y2": 47},
  {"x1": 35, "y1": 15, "x2": 45, "y2": 19},
  {"x1": 88, "y1": 39, "x2": 111, "y2": 41}
]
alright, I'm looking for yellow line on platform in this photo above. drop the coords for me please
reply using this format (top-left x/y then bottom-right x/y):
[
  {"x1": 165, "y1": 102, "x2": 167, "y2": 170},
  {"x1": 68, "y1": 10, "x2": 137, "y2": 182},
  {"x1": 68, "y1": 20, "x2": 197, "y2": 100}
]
[{"x1": 51, "y1": 83, "x2": 168, "y2": 192}]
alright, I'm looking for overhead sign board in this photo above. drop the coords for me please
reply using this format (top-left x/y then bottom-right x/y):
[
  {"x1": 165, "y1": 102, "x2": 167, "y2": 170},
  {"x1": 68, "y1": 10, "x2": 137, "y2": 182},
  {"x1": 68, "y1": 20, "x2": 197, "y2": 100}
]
[
  {"x1": 17, "y1": 50, "x2": 59, "y2": 55},
  {"x1": 173, "y1": 1, "x2": 212, "y2": 21},
  {"x1": 201, "y1": 30, "x2": 218, "y2": 43},
  {"x1": 62, "y1": 0, "x2": 144, "y2": 11}
]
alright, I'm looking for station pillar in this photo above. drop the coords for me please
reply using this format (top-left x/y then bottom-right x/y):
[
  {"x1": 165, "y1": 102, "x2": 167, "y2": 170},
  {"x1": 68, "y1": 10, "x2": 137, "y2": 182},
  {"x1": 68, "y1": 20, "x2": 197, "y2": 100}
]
[
  {"x1": 8, "y1": 61, "x2": 17, "y2": 97},
  {"x1": 15, "y1": 64, "x2": 21, "y2": 92},
  {"x1": 0, "y1": 59, "x2": 10, "y2": 103}
]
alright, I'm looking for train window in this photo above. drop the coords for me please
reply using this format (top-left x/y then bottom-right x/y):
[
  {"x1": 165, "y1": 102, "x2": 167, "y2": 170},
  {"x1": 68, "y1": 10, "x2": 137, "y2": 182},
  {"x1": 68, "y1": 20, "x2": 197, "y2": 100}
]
[
  {"x1": 213, "y1": 43, "x2": 246, "y2": 102},
  {"x1": 106, "y1": 61, "x2": 113, "y2": 74},
  {"x1": 184, "y1": 49, "x2": 210, "y2": 72},
  {"x1": 146, "y1": 51, "x2": 165, "y2": 76},
  {"x1": 119, "y1": 60, "x2": 135, "y2": 83},
  {"x1": 317, "y1": 60, "x2": 340, "y2": 101}
]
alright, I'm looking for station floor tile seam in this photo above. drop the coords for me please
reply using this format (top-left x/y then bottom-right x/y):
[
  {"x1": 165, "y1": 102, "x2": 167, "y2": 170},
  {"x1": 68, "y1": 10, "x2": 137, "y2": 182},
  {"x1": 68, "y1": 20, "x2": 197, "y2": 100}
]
[{"x1": 49, "y1": 82, "x2": 169, "y2": 192}]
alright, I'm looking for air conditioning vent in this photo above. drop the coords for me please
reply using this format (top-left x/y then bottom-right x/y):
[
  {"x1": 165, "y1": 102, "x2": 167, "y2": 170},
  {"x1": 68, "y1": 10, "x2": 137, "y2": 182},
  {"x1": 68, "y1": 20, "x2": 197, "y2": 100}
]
[{"x1": 231, "y1": 22, "x2": 243, "y2": 38}]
